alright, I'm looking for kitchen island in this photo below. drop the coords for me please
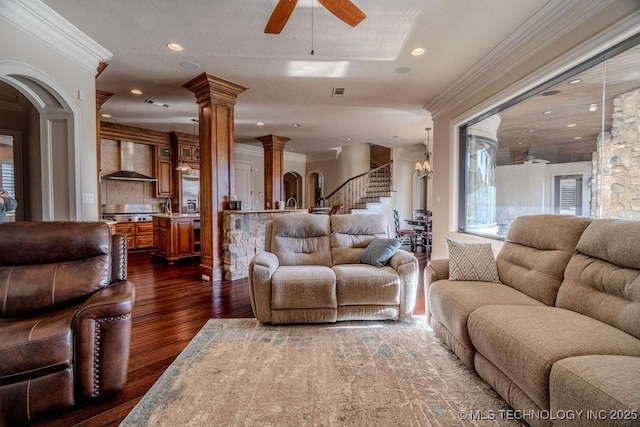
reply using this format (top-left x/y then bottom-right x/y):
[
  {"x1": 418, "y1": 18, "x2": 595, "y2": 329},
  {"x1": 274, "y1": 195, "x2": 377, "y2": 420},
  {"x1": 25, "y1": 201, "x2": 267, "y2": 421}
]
[
  {"x1": 223, "y1": 209, "x2": 306, "y2": 280},
  {"x1": 151, "y1": 214, "x2": 201, "y2": 264}
]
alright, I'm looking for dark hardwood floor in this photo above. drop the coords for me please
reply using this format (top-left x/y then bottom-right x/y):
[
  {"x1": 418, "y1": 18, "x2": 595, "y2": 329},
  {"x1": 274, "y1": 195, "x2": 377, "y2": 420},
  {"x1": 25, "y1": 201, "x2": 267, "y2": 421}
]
[{"x1": 34, "y1": 250, "x2": 428, "y2": 427}]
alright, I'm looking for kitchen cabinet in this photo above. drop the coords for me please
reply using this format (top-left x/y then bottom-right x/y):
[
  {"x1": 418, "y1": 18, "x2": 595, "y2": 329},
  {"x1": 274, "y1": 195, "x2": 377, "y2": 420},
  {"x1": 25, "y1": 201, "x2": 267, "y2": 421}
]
[
  {"x1": 151, "y1": 215, "x2": 201, "y2": 264},
  {"x1": 178, "y1": 143, "x2": 199, "y2": 162},
  {"x1": 115, "y1": 222, "x2": 153, "y2": 250},
  {"x1": 154, "y1": 145, "x2": 173, "y2": 197}
]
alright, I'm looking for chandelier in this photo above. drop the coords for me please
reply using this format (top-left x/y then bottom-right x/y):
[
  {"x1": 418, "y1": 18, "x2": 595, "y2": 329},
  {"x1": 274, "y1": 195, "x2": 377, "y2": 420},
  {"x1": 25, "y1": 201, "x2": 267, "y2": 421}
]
[{"x1": 415, "y1": 127, "x2": 433, "y2": 179}]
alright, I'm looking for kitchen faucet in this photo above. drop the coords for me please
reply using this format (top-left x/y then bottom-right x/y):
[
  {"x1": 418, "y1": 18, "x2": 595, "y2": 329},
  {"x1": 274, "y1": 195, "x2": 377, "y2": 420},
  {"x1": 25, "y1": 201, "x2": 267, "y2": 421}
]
[
  {"x1": 286, "y1": 197, "x2": 297, "y2": 209},
  {"x1": 165, "y1": 198, "x2": 172, "y2": 215}
]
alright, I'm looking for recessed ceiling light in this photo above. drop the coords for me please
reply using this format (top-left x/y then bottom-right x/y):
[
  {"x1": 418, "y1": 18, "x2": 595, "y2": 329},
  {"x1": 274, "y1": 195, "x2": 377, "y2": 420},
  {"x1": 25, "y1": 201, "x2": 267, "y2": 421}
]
[
  {"x1": 389, "y1": 135, "x2": 399, "y2": 139},
  {"x1": 567, "y1": 123, "x2": 577, "y2": 127},
  {"x1": 181, "y1": 61, "x2": 200, "y2": 71},
  {"x1": 395, "y1": 66, "x2": 412, "y2": 74},
  {"x1": 347, "y1": 138, "x2": 353, "y2": 141},
  {"x1": 410, "y1": 47, "x2": 426, "y2": 56},
  {"x1": 574, "y1": 136, "x2": 582, "y2": 140},
  {"x1": 167, "y1": 43, "x2": 183, "y2": 52},
  {"x1": 256, "y1": 122, "x2": 265, "y2": 126},
  {"x1": 518, "y1": 142, "x2": 524, "y2": 145},
  {"x1": 568, "y1": 79, "x2": 582, "y2": 85},
  {"x1": 130, "y1": 89, "x2": 143, "y2": 95},
  {"x1": 589, "y1": 103, "x2": 597, "y2": 112},
  {"x1": 543, "y1": 110, "x2": 553, "y2": 115},
  {"x1": 527, "y1": 129, "x2": 535, "y2": 133},
  {"x1": 293, "y1": 123, "x2": 301, "y2": 127},
  {"x1": 101, "y1": 113, "x2": 111, "y2": 118}
]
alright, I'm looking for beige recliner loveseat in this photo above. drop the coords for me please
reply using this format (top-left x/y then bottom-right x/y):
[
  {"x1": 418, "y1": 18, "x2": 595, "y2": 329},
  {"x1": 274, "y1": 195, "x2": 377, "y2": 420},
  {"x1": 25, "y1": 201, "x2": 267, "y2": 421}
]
[
  {"x1": 249, "y1": 213, "x2": 419, "y2": 324},
  {"x1": 425, "y1": 215, "x2": 640, "y2": 426}
]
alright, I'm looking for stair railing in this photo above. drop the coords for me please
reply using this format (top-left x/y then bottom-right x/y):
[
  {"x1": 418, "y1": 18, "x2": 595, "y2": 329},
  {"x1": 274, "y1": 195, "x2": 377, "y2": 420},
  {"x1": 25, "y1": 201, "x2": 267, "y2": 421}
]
[{"x1": 319, "y1": 161, "x2": 392, "y2": 213}]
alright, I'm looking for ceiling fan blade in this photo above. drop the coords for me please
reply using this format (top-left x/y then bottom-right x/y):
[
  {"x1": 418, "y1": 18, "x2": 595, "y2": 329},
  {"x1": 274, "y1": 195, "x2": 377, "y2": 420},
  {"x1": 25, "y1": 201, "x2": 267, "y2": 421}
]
[
  {"x1": 318, "y1": 0, "x2": 366, "y2": 27},
  {"x1": 265, "y1": 0, "x2": 298, "y2": 34}
]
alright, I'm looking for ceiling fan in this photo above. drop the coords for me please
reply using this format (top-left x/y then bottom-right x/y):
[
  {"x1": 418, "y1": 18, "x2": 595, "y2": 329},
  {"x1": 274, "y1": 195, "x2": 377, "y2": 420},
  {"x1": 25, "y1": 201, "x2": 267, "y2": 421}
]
[
  {"x1": 523, "y1": 151, "x2": 550, "y2": 165},
  {"x1": 265, "y1": 0, "x2": 366, "y2": 34}
]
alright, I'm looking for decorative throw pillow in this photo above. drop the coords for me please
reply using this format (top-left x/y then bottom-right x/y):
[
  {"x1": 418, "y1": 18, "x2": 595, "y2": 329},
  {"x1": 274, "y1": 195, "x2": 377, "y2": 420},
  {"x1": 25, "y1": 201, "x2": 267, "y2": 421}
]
[
  {"x1": 359, "y1": 238, "x2": 402, "y2": 267},
  {"x1": 446, "y1": 238, "x2": 500, "y2": 283}
]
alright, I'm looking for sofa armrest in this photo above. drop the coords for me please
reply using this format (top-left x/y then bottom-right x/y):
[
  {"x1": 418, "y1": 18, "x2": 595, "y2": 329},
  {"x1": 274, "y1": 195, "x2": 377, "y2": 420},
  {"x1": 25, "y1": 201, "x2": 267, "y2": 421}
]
[
  {"x1": 424, "y1": 258, "x2": 449, "y2": 324},
  {"x1": 389, "y1": 249, "x2": 419, "y2": 318},
  {"x1": 73, "y1": 280, "x2": 135, "y2": 399},
  {"x1": 425, "y1": 259, "x2": 450, "y2": 284},
  {"x1": 248, "y1": 252, "x2": 280, "y2": 323}
]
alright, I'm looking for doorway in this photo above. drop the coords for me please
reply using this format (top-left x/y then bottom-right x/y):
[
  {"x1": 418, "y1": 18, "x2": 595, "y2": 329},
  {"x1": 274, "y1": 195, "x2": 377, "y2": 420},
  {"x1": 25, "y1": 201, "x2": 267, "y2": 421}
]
[
  {"x1": 0, "y1": 134, "x2": 15, "y2": 221},
  {"x1": 283, "y1": 171, "x2": 302, "y2": 209}
]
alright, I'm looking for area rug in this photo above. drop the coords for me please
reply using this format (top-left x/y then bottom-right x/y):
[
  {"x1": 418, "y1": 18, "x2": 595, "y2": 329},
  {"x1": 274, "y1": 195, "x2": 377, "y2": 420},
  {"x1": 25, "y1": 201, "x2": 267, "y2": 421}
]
[{"x1": 121, "y1": 317, "x2": 521, "y2": 426}]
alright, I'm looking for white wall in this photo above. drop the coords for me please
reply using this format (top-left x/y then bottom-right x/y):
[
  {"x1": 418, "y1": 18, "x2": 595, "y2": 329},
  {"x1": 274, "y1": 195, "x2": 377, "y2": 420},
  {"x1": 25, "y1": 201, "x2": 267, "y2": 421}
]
[{"x1": 0, "y1": 1, "x2": 112, "y2": 220}]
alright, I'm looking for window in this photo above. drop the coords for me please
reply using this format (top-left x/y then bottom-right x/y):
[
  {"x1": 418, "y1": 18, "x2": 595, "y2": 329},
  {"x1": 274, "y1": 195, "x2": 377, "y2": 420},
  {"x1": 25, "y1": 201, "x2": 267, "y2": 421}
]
[
  {"x1": 554, "y1": 175, "x2": 582, "y2": 216},
  {"x1": 1, "y1": 160, "x2": 15, "y2": 221},
  {"x1": 459, "y1": 34, "x2": 640, "y2": 239}
]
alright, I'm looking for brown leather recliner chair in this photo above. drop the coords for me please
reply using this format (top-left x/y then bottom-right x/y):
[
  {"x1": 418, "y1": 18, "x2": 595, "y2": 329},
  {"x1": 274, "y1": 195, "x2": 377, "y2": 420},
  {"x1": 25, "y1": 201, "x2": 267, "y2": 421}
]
[{"x1": 0, "y1": 222, "x2": 135, "y2": 426}]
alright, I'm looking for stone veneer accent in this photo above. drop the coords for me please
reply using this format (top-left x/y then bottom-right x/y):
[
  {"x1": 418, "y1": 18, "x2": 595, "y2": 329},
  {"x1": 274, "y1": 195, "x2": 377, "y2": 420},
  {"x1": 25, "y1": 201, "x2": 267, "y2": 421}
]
[
  {"x1": 592, "y1": 88, "x2": 640, "y2": 219},
  {"x1": 222, "y1": 210, "x2": 306, "y2": 280}
]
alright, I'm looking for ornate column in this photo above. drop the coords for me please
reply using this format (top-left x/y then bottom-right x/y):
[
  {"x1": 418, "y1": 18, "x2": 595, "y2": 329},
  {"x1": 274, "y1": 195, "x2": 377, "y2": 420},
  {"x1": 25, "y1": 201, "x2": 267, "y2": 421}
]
[
  {"x1": 183, "y1": 73, "x2": 247, "y2": 282},
  {"x1": 257, "y1": 134, "x2": 290, "y2": 209}
]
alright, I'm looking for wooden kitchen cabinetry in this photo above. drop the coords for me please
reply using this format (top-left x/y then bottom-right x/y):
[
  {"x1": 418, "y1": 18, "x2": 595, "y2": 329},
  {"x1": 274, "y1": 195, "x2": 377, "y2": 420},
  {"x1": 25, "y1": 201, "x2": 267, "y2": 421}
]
[
  {"x1": 154, "y1": 145, "x2": 173, "y2": 197},
  {"x1": 115, "y1": 222, "x2": 154, "y2": 250},
  {"x1": 151, "y1": 215, "x2": 201, "y2": 264}
]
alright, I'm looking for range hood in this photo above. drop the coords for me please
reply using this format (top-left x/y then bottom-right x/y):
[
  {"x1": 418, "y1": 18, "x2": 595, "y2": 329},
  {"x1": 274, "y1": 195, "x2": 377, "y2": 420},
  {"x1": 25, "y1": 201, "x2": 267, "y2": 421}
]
[{"x1": 102, "y1": 141, "x2": 157, "y2": 182}]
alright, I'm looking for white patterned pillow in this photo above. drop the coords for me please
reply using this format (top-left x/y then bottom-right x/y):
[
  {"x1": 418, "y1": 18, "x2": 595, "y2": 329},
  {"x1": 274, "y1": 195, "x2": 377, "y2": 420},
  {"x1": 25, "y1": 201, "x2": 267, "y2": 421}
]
[{"x1": 446, "y1": 238, "x2": 500, "y2": 283}]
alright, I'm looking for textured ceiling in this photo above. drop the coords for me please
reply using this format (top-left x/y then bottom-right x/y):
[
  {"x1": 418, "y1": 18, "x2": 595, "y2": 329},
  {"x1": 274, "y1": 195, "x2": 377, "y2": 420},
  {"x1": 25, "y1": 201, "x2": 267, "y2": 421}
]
[{"x1": 40, "y1": 0, "x2": 549, "y2": 156}]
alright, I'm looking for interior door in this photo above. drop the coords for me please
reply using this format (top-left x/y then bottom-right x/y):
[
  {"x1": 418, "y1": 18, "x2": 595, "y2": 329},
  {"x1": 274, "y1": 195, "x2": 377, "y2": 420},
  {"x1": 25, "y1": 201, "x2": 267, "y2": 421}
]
[{"x1": 234, "y1": 162, "x2": 252, "y2": 210}]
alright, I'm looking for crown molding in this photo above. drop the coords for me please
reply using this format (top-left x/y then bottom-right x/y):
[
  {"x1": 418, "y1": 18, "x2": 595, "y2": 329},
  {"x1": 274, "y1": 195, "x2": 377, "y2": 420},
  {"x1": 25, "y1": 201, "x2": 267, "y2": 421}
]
[
  {"x1": 0, "y1": 0, "x2": 112, "y2": 73},
  {"x1": 424, "y1": 0, "x2": 632, "y2": 119}
]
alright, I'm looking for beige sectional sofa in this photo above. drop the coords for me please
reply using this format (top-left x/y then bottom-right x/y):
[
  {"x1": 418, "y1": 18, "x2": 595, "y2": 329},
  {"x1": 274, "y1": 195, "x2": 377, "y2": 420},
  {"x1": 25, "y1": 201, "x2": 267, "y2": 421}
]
[
  {"x1": 425, "y1": 215, "x2": 640, "y2": 427},
  {"x1": 249, "y1": 213, "x2": 418, "y2": 324}
]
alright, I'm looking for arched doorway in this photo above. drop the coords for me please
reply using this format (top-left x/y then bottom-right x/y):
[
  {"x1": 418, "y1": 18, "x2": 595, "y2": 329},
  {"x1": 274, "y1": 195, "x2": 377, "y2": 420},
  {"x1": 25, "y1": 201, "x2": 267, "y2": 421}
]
[
  {"x1": 0, "y1": 66, "x2": 78, "y2": 220},
  {"x1": 283, "y1": 171, "x2": 302, "y2": 209}
]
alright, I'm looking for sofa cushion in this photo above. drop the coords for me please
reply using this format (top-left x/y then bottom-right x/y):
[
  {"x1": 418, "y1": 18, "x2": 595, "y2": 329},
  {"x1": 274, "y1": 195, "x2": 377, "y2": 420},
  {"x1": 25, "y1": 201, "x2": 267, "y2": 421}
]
[
  {"x1": 428, "y1": 280, "x2": 543, "y2": 367},
  {"x1": 468, "y1": 305, "x2": 640, "y2": 410},
  {"x1": 270, "y1": 214, "x2": 332, "y2": 267},
  {"x1": 333, "y1": 264, "x2": 399, "y2": 306},
  {"x1": 271, "y1": 266, "x2": 336, "y2": 309},
  {"x1": 446, "y1": 238, "x2": 500, "y2": 283},
  {"x1": 556, "y1": 218, "x2": 640, "y2": 340},
  {"x1": 359, "y1": 237, "x2": 401, "y2": 267},
  {"x1": 550, "y1": 355, "x2": 640, "y2": 425},
  {"x1": 496, "y1": 215, "x2": 591, "y2": 306},
  {"x1": 330, "y1": 214, "x2": 389, "y2": 265},
  {"x1": 0, "y1": 307, "x2": 74, "y2": 381}
]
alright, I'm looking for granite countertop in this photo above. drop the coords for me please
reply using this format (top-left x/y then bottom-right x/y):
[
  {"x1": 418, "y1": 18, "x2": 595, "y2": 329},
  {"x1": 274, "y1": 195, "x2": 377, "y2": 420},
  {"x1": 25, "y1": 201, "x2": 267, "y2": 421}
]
[
  {"x1": 223, "y1": 209, "x2": 307, "y2": 214},
  {"x1": 152, "y1": 213, "x2": 200, "y2": 218}
]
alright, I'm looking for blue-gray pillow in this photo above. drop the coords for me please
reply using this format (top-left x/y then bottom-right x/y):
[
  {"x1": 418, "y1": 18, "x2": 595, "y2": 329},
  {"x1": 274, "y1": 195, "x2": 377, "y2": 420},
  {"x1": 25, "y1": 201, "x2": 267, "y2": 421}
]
[{"x1": 359, "y1": 238, "x2": 402, "y2": 267}]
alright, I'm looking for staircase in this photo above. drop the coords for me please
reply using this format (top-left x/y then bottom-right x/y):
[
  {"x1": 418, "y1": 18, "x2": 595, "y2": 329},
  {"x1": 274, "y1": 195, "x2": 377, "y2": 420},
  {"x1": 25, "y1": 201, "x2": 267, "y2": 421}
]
[{"x1": 320, "y1": 161, "x2": 393, "y2": 214}]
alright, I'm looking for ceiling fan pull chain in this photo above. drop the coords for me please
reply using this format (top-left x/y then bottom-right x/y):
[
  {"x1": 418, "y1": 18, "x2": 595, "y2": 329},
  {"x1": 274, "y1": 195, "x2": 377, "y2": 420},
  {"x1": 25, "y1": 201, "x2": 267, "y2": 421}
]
[{"x1": 310, "y1": 0, "x2": 315, "y2": 55}]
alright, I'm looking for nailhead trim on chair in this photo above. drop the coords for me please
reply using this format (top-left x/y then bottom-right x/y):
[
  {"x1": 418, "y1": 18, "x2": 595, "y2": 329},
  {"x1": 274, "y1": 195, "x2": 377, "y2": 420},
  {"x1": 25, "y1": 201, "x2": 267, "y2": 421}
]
[{"x1": 93, "y1": 314, "x2": 131, "y2": 396}]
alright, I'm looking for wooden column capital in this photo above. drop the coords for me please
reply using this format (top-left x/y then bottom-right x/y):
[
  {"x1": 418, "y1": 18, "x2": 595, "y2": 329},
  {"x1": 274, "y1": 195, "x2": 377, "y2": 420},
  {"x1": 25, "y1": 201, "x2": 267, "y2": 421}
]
[
  {"x1": 183, "y1": 73, "x2": 247, "y2": 107},
  {"x1": 96, "y1": 90, "x2": 113, "y2": 110},
  {"x1": 184, "y1": 73, "x2": 246, "y2": 282},
  {"x1": 257, "y1": 134, "x2": 290, "y2": 151}
]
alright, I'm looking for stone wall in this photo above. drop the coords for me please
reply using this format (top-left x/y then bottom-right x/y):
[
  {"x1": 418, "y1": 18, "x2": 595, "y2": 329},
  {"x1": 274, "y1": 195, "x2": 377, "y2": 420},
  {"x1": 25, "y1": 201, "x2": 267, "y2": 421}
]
[
  {"x1": 592, "y1": 88, "x2": 640, "y2": 219},
  {"x1": 222, "y1": 210, "x2": 304, "y2": 280}
]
